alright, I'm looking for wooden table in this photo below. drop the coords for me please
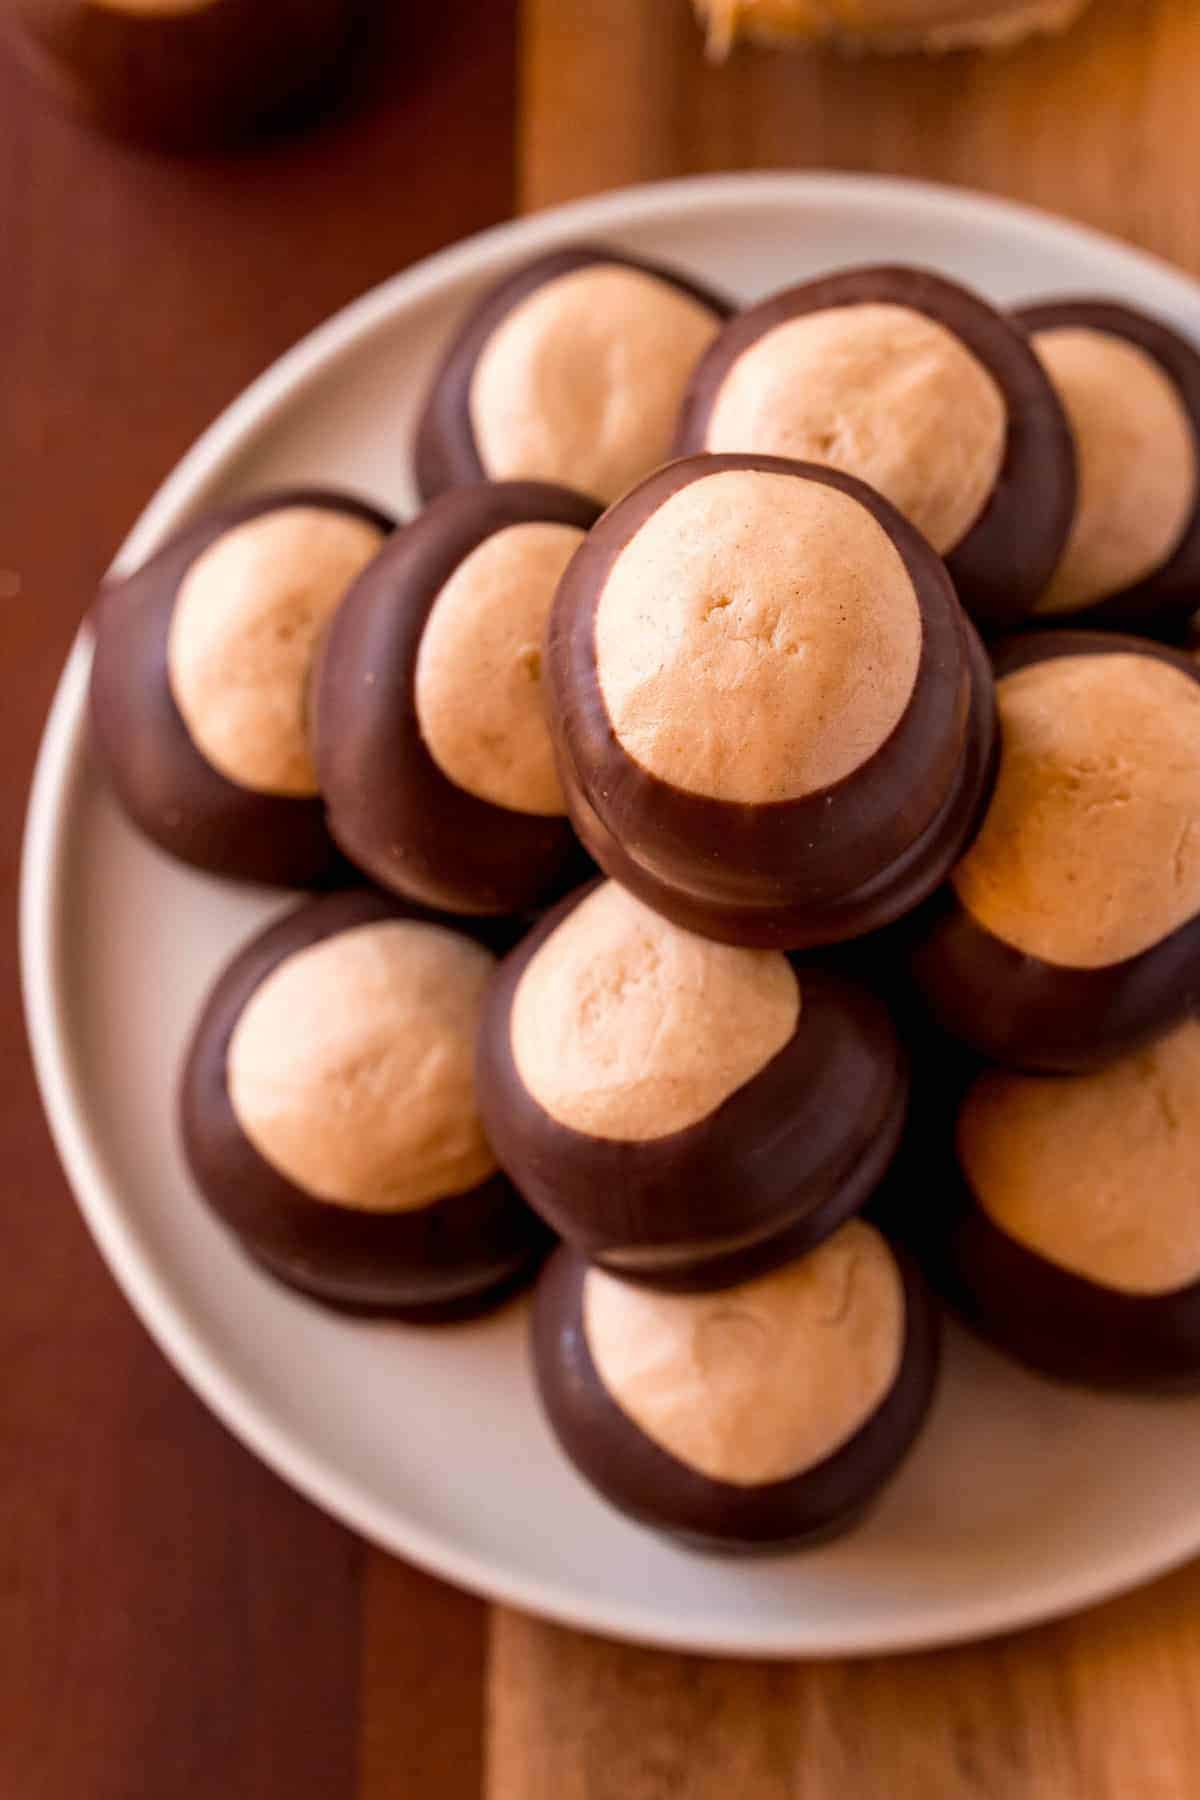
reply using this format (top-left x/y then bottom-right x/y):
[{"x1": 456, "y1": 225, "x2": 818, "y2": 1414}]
[{"x1": 4, "y1": 2, "x2": 1200, "y2": 1794}]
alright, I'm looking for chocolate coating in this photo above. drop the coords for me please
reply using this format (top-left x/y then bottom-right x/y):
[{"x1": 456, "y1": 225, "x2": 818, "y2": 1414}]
[
  {"x1": 314, "y1": 481, "x2": 599, "y2": 915},
  {"x1": 547, "y1": 454, "x2": 997, "y2": 950},
  {"x1": 477, "y1": 883, "x2": 910, "y2": 1291},
  {"x1": 1013, "y1": 299, "x2": 1200, "y2": 637},
  {"x1": 909, "y1": 631, "x2": 1200, "y2": 1072},
  {"x1": 676, "y1": 265, "x2": 1076, "y2": 630},
  {"x1": 533, "y1": 1246, "x2": 940, "y2": 1551},
  {"x1": 180, "y1": 889, "x2": 550, "y2": 1316},
  {"x1": 414, "y1": 245, "x2": 733, "y2": 503},
  {"x1": 89, "y1": 487, "x2": 393, "y2": 888}
]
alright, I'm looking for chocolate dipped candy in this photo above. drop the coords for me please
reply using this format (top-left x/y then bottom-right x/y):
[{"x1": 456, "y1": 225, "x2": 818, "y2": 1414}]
[
  {"x1": 1013, "y1": 299, "x2": 1200, "y2": 635},
  {"x1": 932, "y1": 1021, "x2": 1200, "y2": 1388},
  {"x1": 315, "y1": 481, "x2": 599, "y2": 915},
  {"x1": 675, "y1": 266, "x2": 1074, "y2": 628},
  {"x1": 547, "y1": 454, "x2": 996, "y2": 948},
  {"x1": 89, "y1": 488, "x2": 392, "y2": 886},
  {"x1": 534, "y1": 1224, "x2": 939, "y2": 1551},
  {"x1": 476, "y1": 880, "x2": 909, "y2": 1290},
  {"x1": 910, "y1": 632, "x2": 1200, "y2": 1071},
  {"x1": 415, "y1": 246, "x2": 731, "y2": 507},
  {"x1": 180, "y1": 889, "x2": 549, "y2": 1317}
]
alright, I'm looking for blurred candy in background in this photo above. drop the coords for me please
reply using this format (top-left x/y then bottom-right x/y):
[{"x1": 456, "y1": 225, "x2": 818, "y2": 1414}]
[
  {"x1": 7, "y1": 0, "x2": 362, "y2": 147},
  {"x1": 696, "y1": 0, "x2": 1093, "y2": 56},
  {"x1": 5, "y1": 0, "x2": 1100, "y2": 152}
]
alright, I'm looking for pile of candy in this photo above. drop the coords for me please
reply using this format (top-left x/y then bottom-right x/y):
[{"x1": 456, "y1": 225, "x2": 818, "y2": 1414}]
[{"x1": 89, "y1": 244, "x2": 1200, "y2": 1550}]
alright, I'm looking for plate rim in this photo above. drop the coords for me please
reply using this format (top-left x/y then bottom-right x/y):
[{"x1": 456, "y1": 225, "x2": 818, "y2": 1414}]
[{"x1": 22, "y1": 170, "x2": 1200, "y2": 1658}]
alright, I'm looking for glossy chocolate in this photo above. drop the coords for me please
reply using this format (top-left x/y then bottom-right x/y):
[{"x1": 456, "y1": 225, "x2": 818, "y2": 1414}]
[
  {"x1": 315, "y1": 481, "x2": 599, "y2": 915},
  {"x1": 547, "y1": 454, "x2": 997, "y2": 950},
  {"x1": 180, "y1": 888, "x2": 551, "y2": 1317},
  {"x1": 533, "y1": 1246, "x2": 940, "y2": 1550},
  {"x1": 89, "y1": 486, "x2": 393, "y2": 888},
  {"x1": 909, "y1": 631, "x2": 1200, "y2": 1072},
  {"x1": 476, "y1": 882, "x2": 910, "y2": 1290},
  {"x1": 413, "y1": 245, "x2": 733, "y2": 503},
  {"x1": 1013, "y1": 298, "x2": 1200, "y2": 637},
  {"x1": 676, "y1": 265, "x2": 1076, "y2": 630}
]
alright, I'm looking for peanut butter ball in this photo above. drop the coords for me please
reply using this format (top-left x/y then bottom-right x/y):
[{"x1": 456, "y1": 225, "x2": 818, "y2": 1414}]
[
  {"x1": 180, "y1": 890, "x2": 548, "y2": 1316},
  {"x1": 547, "y1": 454, "x2": 996, "y2": 947},
  {"x1": 676, "y1": 267, "x2": 1075, "y2": 627},
  {"x1": 933, "y1": 1021, "x2": 1200, "y2": 1387},
  {"x1": 315, "y1": 481, "x2": 598, "y2": 915},
  {"x1": 477, "y1": 880, "x2": 909, "y2": 1290},
  {"x1": 90, "y1": 488, "x2": 392, "y2": 887},
  {"x1": 1014, "y1": 299, "x2": 1200, "y2": 635},
  {"x1": 534, "y1": 1224, "x2": 939, "y2": 1549},
  {"x1": 416, "y1": 246, "x2": 731, "y2": 508},
  {"x1": 911, "y1": 632, "x2": 1200, "y2": 1070}
]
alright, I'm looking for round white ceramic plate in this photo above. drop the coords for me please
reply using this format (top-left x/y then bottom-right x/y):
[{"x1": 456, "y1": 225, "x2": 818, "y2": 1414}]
[{"x1": 22, "y1": 173, "x2": 1200, "y2": 1658}]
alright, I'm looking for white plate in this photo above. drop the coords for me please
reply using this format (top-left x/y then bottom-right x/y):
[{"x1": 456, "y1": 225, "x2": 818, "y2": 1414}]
[{"x1": 22, "y1": 173, "x2": 1200, "y2": 1659}]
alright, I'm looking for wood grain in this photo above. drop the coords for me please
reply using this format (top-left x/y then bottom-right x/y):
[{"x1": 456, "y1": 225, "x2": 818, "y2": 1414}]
[
  {"x1": 491, "y1": 4, "x2": 1200, "y2": 1797},
  {"x1": 519, "y1": 0, "x2": 1200, "y2": 276},
  {"x1": 0, "y1": 5, "x2": 515, "y2": 1794},
  {"x1": 489, "y1": 1558, "x2": 1200, "y2": 1799}
]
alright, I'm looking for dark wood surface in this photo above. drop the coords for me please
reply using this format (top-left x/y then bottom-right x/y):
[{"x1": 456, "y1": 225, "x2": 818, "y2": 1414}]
[
  {"x1": 8, "y1": 1, "x2": 1200, "y2": 1795},
  {"x1": 0, "y1": 7, "x2": 511, "y2": 1795}
]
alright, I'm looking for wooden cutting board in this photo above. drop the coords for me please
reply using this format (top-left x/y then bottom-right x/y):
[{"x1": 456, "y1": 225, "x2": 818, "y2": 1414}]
[{"x1": 481, "y1": 4, "x2": 1200, "y2": 1797}]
